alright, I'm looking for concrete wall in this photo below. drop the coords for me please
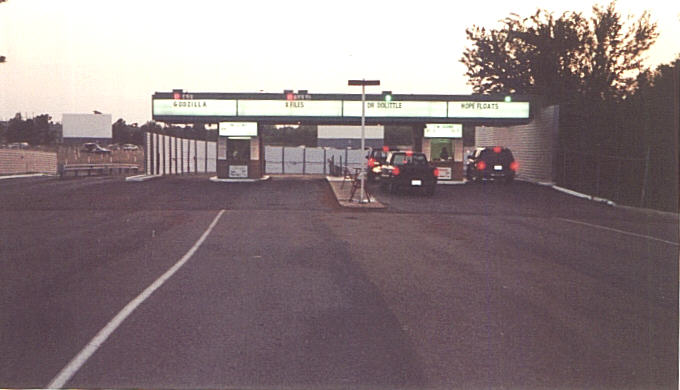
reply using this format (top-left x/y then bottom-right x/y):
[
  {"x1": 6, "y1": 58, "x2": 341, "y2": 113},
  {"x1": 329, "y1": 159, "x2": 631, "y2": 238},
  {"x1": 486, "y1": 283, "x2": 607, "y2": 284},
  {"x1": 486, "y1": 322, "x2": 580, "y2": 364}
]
[
  {"x1": 0, "y1": 149, "x2": 57, "y2": 175},
  {"x1": 475, "y1": 105, "x2": 559, "y2": 184}
]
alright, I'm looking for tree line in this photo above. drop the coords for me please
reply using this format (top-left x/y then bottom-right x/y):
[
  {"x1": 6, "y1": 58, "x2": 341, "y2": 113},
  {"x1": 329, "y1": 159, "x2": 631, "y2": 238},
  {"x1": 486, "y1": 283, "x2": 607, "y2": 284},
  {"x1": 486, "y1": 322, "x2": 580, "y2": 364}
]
[{"x1": 461, "y1": 1, "x2": 678, "y2": 211}]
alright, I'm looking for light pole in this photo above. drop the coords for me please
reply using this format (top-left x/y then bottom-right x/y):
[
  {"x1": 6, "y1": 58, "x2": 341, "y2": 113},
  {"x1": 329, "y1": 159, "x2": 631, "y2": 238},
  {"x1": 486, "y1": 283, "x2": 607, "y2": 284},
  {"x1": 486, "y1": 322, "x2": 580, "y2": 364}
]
[{"x1": 348, "y1": 79, "x2": 380, "y2": 203}]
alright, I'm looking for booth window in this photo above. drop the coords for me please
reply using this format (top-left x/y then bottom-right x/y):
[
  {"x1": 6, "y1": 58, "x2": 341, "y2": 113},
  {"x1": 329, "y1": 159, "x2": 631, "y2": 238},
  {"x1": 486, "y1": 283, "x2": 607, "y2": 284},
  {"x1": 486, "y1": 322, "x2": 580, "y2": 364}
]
[{"x1": 430, "y1": 138, "x2": 453, "y2": 162}]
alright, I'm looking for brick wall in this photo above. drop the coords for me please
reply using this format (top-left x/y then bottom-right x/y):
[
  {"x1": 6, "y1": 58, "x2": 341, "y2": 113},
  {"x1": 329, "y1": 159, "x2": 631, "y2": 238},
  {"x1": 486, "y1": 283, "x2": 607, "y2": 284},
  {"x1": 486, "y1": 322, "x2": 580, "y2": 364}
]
[
  {"x1": 0, "y1": 150, "x2": 57, "y2": 175},
  {"x1": 475, "y1": 105, "x2": 559, "y2": 184}
]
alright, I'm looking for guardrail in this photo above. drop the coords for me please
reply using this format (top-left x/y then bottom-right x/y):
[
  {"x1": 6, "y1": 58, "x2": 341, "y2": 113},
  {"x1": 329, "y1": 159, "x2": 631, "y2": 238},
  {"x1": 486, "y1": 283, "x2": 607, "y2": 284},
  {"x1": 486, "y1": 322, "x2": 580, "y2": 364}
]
[{"x1": 59, "y1": 163, "x2": 139, "y2": 178}]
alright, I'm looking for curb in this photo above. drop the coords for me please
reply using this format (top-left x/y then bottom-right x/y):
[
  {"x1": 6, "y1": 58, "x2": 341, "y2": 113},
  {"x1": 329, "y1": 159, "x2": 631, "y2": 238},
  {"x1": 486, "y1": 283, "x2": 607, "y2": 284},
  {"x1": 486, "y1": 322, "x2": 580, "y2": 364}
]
[
  {"x1": 209, "y1": 175, "x2": 271, "y2": 183},
  {"x1": 548, "y1": 183, "x2": 678, "y2": 217},
  {"x1": 0, "y1": 173, "x2": 53, "y2": 180},
  {"x1": 325, "y1": 177, "x2": 386, "y2": 209},
  {"x1": 551, "y1": 185, "x2": 616, "y2": 206},
  {"x1": 125, "y1": 174, "x2": 163, "y2": 182}
]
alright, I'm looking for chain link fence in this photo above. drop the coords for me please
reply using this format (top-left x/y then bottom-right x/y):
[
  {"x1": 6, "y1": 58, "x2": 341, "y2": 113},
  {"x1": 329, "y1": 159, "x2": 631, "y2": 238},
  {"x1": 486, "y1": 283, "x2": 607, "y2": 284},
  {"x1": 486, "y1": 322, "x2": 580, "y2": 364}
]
[{"x1": 558, "y1": 147, "x2": 674, "y2": 210}]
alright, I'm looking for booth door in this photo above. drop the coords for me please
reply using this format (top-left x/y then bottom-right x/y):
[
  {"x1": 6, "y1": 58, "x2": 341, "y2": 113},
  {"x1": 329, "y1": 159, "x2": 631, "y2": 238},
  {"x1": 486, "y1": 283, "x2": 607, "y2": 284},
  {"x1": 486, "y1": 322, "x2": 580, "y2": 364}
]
[{"x1": 227, "y1": 138, "x2": 250, "y2": 178}]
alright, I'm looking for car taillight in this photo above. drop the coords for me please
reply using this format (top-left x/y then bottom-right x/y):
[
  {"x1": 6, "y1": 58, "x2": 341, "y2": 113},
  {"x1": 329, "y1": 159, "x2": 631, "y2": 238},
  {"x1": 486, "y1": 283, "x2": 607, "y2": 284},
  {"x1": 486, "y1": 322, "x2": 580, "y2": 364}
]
[
  {"x1": 368, "y1": 158, "x2": 376, "y2": 168},
  {"x1": 510, "y1": 161, "x2": 519, "y2": 171},
  {"x1": 477, "y1": 161, "x2": 487, "y2": 170},
  {"x1": 405, "y1": 151, "x2": 413, "y2": 156},
  {"x1": 433, "y1": 168, "x2": 439, "y2": 177},
  {"x1": 393, "y1": 166, "x2": 401, "y2": 176},
  {"x1": 493, "y1": 146, "x2": 502, "y2": 153}
]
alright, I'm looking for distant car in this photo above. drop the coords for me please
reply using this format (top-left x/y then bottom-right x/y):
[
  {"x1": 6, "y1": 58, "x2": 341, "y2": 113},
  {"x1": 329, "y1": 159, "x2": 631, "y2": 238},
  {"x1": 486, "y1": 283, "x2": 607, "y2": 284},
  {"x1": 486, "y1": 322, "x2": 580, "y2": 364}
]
[
  {"x1": 81, "y1": 143, "x2": 111, "y2": 154},
  {"x1": 106, "y1": 143, "x2": 120, "y2": 151},
  {"x1": 8, "y1": 142, "x2": 30, "y2": 149},
  {"x1": 380, "y1": 151, "x2": 438, "y2": 195},
  {"x1": 466, "y1": 146, "x2": 518, "y2": 183},
  {"x1": 121, "y1": 144, "x2": 139, "y2": 151}
]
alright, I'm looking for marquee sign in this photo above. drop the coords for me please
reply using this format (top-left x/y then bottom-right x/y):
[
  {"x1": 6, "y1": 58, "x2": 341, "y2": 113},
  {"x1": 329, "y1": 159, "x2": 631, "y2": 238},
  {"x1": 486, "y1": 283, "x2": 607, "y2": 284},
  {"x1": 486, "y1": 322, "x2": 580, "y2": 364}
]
[
  {"x1": 153, "y1": 99, "x2": 237, "y2": 116},
  {"x1": 152, "y1": 94, "x2": 531, "y2": 121},
  {"x1": 219, "y1": 122, "x2": 257, "y2": 137},
  {"x1": 448, "y1": 101, "x2": 530, "y2": 119},
  {"x1": 424, "y1": 123, "x2": 463, "y2": 138}
]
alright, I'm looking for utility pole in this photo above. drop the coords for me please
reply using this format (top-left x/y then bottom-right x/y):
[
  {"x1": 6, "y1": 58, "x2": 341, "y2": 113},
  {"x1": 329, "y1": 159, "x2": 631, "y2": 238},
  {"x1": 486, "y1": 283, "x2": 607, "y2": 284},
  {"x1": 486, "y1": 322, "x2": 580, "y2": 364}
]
[{"x1": 348, "y1": 79, "x2": 380, "y2": 203}]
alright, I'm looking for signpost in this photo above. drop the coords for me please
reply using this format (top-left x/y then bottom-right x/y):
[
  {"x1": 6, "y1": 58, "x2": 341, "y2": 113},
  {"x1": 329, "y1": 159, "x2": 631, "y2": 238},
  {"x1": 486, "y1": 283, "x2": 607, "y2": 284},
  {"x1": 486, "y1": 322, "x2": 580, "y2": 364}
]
[{"x1": 348, "y1": 79, "x2": 380, "y2": 203}]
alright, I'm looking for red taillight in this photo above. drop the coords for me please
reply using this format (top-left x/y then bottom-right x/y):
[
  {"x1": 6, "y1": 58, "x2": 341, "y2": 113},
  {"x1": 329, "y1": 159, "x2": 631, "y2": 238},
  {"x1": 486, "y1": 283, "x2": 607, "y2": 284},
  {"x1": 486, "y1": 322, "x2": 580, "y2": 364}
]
[
  {"x1": 392, "y1": 167, "x2": 401, "y2": 176},
  {"x1": 433, "y1": 168, "x2": 439, "y2": 177},
  {"x1": 368, "y1": 158, "x2": 376, "y2": 168},
  {"x1": 405, "y1": 150, "x2": 413, "y2": 156},
  {"x1": 493, "y1": 146, "x2": 502, "y2": 153},
  {"x1": 510, "y1": 161, "x2": 519, "y2": 171},
  {"x1": 477, "y1": 161, "x2": 487, "y2": 171},
  {"x1": 382, "y1": 145, "x2": 389, "y2": 152}
]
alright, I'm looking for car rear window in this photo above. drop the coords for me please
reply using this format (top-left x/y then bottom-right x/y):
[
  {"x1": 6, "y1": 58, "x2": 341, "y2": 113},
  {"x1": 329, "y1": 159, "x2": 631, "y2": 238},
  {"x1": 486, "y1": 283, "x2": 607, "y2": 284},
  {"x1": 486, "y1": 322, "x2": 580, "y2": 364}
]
[
  {"x1": 392, "y1": 153, "x2": 428, "y2": 165},
  {"x1": 479, "y1": 149, "x2": 514, "y2": 163},
  {"x1": 372, "y1": 151, "x2": 388, "y2": 161}
]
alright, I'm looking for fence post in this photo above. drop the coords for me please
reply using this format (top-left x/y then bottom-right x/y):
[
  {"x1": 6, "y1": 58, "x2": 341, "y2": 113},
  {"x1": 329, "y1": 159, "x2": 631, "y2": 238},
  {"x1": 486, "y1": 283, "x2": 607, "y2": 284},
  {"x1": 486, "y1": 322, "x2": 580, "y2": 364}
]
[
  {"x1": 194, "y1": 139, "x2": 198, "y2": 174},
  {"x1": 615, "y1": 159, "x2": 622, "y2": 201},
  {"x1": 323, "y1": 149, "x2": 327, "y2": 176},
  {"x1": 282, "y1": 147, "x2": 285, "y2": 174},
  {"x1": 155, "y1": 133, "x2": 160, "y2": 175},
  {"x1": 595, "y1": 157, "x2": 601, "y2": 197},
  {"x1": 175, "y1": 136, "x2": 178, "y2": 174},
  {"x1": 302, "y1": 147, "x2": 306, "y2": 175},
  {"x1": 180, "y1": 138, "x2": 184, "y2": 175},
  {"x1": 205, "y1": 139, "x2": 208, "y2": 173},
  {"x1": 562, "y1": 149, "x2": 567, "y2": 187},
  {"x1": 640, "y1": 146, "x2": 651, "y2": 208},
  {"x1": 345, "y1": 148, "x2": 349, "y2": 172}
]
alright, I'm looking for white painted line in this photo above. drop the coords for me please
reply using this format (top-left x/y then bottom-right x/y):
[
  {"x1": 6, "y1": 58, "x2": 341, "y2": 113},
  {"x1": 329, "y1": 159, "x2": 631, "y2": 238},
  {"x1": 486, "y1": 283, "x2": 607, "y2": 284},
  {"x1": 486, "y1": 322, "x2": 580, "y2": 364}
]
[
  {"x1": 557, "y1": 217, "x2": 679, "y2": 247},
  {"x1": 47, "y1": 209, "x2": 226, "y2": 389}
]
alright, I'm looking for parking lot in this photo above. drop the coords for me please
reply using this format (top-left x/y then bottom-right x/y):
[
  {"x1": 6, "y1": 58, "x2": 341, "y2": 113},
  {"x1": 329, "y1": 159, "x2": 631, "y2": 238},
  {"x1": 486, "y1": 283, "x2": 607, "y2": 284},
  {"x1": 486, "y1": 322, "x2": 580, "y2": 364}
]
[{"x1": 0, "y1": 176, "x2": 677, "y2": 388}]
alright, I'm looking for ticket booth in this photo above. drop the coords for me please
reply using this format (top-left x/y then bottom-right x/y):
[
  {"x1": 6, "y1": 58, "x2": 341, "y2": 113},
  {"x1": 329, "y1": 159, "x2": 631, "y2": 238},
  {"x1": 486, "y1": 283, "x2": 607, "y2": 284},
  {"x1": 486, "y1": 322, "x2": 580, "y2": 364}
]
[
  {"x1": 216, "y1": 122, "x2": 264, "y2": 179},
  {"x1": 423, "y1": 123, "x2": 464, "y2": 181}
]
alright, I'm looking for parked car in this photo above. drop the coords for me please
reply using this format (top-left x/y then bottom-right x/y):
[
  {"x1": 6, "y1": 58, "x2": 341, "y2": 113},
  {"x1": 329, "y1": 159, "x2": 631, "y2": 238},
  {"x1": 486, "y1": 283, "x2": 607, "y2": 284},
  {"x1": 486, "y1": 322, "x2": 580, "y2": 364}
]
[
  {"x1": 121, "y1": 143, "x2": 139, "y2": 151},
  {"x1": 466, "y1": 146, "x2": 518, "y2": 183},
  {"x1": 380, "y1": 151, "x2": 438, "y2": 195},
  {"x1": 8, "y1": 142, "x2": 30, "y2": 149},
  {"x1": 106, "y1": 143, "x2": 120, "y2": 151},
  {"x1": 81, "y1": 143, "x2": 112, "y2": 154}
]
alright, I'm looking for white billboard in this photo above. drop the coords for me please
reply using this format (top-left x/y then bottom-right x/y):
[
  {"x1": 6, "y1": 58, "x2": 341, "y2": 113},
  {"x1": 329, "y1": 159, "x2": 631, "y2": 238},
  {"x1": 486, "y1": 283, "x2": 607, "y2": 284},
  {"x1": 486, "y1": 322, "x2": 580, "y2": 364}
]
[
  {"x1": 62, "y1": 113, "x2": 112, "y2": 139},
  {"x1": 317, "y1": 125, "x2": 384, "y2": 139}
]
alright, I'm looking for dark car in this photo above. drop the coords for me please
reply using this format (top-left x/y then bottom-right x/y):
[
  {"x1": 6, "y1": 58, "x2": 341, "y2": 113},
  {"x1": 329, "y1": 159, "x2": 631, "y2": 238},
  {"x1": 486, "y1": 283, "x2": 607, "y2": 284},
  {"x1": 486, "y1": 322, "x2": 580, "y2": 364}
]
[
  {"x1": 81, "y1": 143, "x2": 112, "y2": 154},
  {"x1": 466, "y1": 146, "x2": 518, "y2": 183},
  {"x1": 380, "y1": 151, "x2": 438, "y2": 195}
]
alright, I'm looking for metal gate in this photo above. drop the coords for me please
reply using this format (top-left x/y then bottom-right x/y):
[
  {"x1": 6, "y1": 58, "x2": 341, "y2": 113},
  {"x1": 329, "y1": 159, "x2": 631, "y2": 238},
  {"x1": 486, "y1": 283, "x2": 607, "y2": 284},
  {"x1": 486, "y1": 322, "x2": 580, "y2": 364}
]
[
  {"x1": 144, "y1": 132, "x2": 216, "y2": 175},
  {"x1": 264, "y1": 146, "x2": 365, "y2": 175}
]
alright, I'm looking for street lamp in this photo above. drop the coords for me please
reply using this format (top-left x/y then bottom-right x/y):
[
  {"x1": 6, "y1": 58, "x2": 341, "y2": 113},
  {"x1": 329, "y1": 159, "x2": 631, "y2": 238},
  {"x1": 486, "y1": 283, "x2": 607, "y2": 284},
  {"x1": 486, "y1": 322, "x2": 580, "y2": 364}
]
[{"x1": 348, "y1": 79, "x2": 380, "y2": 203}]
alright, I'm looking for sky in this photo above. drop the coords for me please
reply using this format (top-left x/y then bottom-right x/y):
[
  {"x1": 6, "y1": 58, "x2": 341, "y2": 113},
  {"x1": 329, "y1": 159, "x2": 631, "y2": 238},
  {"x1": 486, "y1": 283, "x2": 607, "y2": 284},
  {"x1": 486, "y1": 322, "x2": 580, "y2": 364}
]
[{"x1": 0, "y1": 0, "x2": 678, "y2": 125}]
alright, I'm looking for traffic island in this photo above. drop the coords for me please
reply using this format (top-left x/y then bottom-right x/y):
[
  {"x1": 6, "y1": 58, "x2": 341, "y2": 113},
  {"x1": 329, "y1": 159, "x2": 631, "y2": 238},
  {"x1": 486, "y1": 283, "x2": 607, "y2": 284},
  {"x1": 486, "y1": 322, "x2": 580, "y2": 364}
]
[{"x1": 326, "y1": 177, "x2": 386, "y2": 209}]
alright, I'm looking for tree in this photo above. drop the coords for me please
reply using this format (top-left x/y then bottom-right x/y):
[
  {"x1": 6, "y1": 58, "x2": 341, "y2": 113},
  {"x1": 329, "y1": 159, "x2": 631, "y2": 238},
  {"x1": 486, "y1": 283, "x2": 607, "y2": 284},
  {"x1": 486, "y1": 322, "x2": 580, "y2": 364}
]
[
  {"x1": 461, "y1": 1, "x2": 658, "y2": 104},
  {"x1": 1, "y1": 0, "x2": 6, "y2": 64}
]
